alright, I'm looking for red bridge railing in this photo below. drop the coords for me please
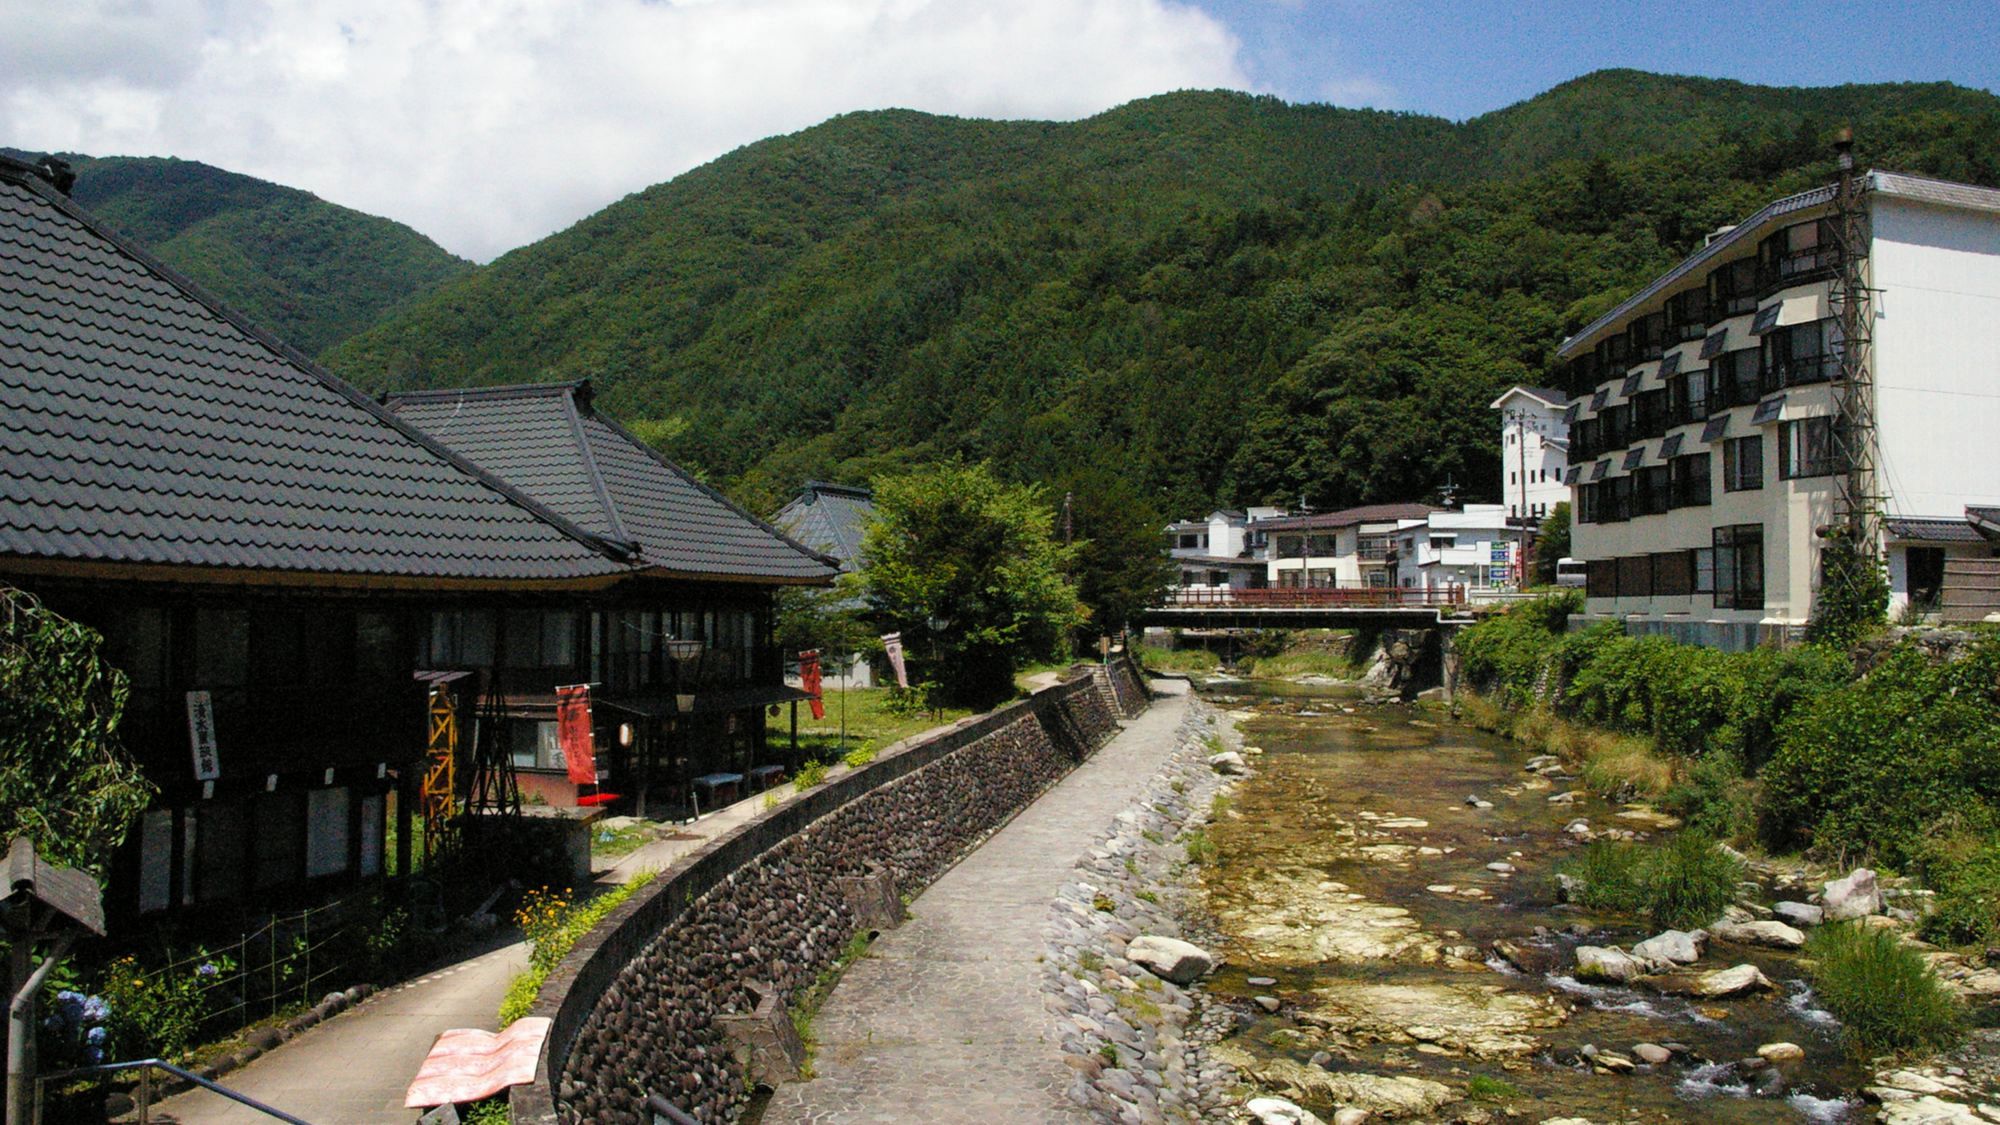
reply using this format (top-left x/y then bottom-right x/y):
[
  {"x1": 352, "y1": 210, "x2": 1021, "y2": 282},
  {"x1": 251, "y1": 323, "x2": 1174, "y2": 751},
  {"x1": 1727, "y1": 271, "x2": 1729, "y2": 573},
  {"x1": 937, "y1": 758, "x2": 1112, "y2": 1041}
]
[{"x1": 1158, "y1": 585, "x2": 1467, "y2": 610}]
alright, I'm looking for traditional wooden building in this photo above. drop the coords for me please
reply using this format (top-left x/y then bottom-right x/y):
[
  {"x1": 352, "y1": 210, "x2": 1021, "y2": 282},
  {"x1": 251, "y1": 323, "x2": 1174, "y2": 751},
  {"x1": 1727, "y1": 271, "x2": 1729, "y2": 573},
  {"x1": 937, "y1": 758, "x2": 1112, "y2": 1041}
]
[{"x1": 0, "y1": 154, "x2": 835, "y2": 927}]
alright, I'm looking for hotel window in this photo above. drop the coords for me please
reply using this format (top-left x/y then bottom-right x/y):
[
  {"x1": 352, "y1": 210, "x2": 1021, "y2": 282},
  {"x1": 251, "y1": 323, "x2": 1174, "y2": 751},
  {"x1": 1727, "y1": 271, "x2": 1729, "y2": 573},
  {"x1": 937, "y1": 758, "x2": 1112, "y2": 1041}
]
[
  {"x1": 1618, "y1": 554, "x2": 1653, "y2": 595},
  {"x1": 1306, "y1": 533, "x2": 1337, "y2": 556},
  {"x1": 1665, "y1": 286, "x2": 1712, "y2": 342},
  {"x1": 1671, "y1": 369, "x2": 1709, "y2": 424},
  {"x1": 1779, "y1": 416, "x2": 1838, "y2": 479},
  {"x1": 1587, "y1": 559, "x2": 1619, "y2": 598},
  {"x1": 1759, "y1": 218, "x2": 1838, "y2": 288},
  {"x1": 1712, "y1": 349, "x2": 1760, "y2": 408},
  {"x1": 1670, "y1": 453, "x2": 1712, "y2": 508},
  {"x1": 1637, "y1": 466, "x2": 1673, "y2": 516},
  {"x1": 1722, "y1": 436, "x2": 1763, "y2": 492},
  {"x1": 1652, "y1": 551, "x2": 1694, "y2": 596},
  {"x1": 1761, "y1": 319, "x2": 1839, "y2": 389},
  {"x1": 1713, "y1": 524, "x2": 1765, "y2": 610},
  {"x1": 1708, "y1": 257, "x2": 1759, "y2": 318},
  {"x1": 425, "y1": 609, "x2": 496, "y2": 667}
]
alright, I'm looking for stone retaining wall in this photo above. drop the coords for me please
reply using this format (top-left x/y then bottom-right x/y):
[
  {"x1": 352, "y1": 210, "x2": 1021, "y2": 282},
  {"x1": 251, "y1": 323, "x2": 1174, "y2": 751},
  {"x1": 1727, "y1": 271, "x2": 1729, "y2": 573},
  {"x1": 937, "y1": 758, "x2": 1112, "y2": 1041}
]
[{"x1": 512, "y1": 670, "x2": 1137, "y2": 1124}]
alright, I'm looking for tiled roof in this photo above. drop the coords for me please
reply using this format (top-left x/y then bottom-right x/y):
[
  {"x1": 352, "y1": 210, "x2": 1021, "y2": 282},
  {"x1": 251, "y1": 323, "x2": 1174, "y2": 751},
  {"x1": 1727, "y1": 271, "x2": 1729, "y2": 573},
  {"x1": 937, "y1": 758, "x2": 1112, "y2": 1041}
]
[
  {"x1": 0, "y1": 156, "x2": 629, "y2": 581},
  {"x1": 1560, "y1": 171, "x2": 2000, "y2": 360},
  {"x1": 1490, "y1": 385, "x2": 1568, "y2": 409},
  {"x1": 1252, "y1": 502, "x2": 1440, "y2": 532},
  {"x1": 771, "y1": 481, "x2": 876, "y2": 573},
  {"x1": 387, "y1": 383, "x2": 837, "y2": 583},
  {"x1": 1885, "y1": 516, "x2": 1986, "y2": 544}
]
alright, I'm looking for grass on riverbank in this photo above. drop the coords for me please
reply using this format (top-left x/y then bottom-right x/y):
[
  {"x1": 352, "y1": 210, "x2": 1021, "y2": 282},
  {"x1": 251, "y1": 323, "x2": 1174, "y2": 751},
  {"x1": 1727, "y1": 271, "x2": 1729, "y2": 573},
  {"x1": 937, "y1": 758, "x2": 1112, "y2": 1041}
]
[
  {"x1": 1235, "y1": 650, "x2": 1363, "y2": 679},
  {"x1": 1806, "y1": 921, "x2": 1963, "y2": 1058},
  {"x1": 1131, "y1": 641, "x2": 1220, "y2": 676},
  {"x1": 1558, "y1": 832, "x2": 1743, "y2": 929},
  {"x1": 1458, "y1": 694, "x2": 1674, "y2": 800},
  {"x1": 766, "y1": 687, "x2": 973, "y2": 763}
]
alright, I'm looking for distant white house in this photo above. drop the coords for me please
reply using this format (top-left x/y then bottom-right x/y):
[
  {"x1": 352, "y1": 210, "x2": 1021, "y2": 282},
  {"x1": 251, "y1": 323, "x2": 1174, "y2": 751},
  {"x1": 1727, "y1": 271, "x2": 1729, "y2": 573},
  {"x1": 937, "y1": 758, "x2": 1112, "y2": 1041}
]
[
  {"x1": 1166, "y1": 508, "x2": 1282, "y2": 592},
  {"x1": 1490, "y1": 385, "x2": 1570, "y2": 523},
  {"x1": 1390, "y1": 505, "x2": 1528, "y2": 592},
  {"x1": 1257, "y1": 503, "x2": 1439, "y2": 588}
]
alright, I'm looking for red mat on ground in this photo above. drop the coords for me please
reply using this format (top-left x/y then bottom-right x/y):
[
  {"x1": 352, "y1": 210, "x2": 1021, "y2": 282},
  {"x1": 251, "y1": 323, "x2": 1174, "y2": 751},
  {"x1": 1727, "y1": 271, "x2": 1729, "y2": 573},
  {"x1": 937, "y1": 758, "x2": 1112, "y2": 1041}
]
[{"x1": 404, "y1": 1017, "x2": 552, "y2": 1108}]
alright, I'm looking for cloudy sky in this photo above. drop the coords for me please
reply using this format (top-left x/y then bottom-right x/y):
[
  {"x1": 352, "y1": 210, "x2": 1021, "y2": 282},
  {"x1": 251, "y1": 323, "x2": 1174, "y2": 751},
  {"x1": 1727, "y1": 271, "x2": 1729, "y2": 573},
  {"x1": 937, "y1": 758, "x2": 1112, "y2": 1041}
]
[{"x1": 3, "y1": 0, "x2": 1995, "y2": 262}]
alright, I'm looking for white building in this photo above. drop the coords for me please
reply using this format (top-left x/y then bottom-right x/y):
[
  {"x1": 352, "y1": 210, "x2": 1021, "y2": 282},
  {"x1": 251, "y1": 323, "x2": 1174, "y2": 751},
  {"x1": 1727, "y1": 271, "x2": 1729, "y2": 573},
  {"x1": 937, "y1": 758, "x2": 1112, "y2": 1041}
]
[
  {"x1": 1166, "y1": 508, "x2": 1282, "y2": 592},
  {"x1": 1490, "y1": 386, "x2": 1570, "y2": 523},
  {"x1": 1259, "y1": 503, "x2": 1439, "y2": 588},
  {"x1": 1390, "y1": 505, "x2": 1527, "y2": 592},
  {"x1": 1559, "y1": 168, "x2": 2000, "y2": 649}
]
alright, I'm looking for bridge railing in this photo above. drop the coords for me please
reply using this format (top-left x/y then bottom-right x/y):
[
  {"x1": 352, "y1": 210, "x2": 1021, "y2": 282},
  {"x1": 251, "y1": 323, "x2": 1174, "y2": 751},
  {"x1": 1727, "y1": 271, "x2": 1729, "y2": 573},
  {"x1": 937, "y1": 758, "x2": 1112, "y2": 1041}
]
[{"x1": 1158, "y1": 585, "x2": 1467, "y2": 609}]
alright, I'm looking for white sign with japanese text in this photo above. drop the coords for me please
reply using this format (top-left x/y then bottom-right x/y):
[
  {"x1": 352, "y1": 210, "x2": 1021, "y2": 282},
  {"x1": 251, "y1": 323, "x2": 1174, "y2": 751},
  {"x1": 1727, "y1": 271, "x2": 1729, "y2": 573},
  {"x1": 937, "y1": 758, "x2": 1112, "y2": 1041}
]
[{"x1": 186, "y1": 691, "x2": 221, "y2": 781}]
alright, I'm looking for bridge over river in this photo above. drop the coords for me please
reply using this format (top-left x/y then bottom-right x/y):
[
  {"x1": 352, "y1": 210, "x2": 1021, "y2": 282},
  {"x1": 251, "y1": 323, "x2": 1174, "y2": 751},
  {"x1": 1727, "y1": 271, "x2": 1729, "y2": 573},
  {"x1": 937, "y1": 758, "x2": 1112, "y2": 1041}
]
[{"x1": 1137, "y1": 586, "x2": 1483, "y2": 630}]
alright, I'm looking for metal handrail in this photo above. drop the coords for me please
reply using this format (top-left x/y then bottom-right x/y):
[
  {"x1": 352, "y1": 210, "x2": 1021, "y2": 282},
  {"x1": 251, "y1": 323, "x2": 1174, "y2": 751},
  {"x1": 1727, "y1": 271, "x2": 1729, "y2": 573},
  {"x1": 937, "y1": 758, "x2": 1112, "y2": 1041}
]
[
  {"x1": 646, "y1": 1093, "x2": 698, "y2": 1125},
  {"x1": 35, "y1": 1058, "x2": 313, "y2": 1125}
]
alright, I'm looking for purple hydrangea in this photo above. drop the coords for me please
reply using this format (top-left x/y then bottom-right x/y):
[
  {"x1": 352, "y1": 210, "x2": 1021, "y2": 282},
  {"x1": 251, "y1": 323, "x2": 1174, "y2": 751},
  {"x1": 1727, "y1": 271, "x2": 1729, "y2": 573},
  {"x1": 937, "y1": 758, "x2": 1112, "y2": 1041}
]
[
  {"x1": 81, "y1": 995, "x2": 109, "y2": 1023},
  {"x1": 196, "y1": 962, "x2": 221, "y2": 979}
]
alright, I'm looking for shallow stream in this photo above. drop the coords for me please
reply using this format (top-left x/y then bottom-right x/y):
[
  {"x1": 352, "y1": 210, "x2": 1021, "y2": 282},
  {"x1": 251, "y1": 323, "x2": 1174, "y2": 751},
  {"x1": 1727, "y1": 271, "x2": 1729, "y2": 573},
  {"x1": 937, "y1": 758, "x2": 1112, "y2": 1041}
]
[{"x1": 1196, "y1": 678, "x2": 1867, "y2": 1123}]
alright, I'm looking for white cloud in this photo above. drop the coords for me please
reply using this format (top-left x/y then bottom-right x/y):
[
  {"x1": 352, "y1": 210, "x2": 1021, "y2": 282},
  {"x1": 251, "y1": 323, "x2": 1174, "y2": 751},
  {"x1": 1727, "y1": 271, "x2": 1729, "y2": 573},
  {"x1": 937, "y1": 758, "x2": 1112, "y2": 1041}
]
[{"x1": 0, "y1": 0, "x2": 1252, "y2": 260}]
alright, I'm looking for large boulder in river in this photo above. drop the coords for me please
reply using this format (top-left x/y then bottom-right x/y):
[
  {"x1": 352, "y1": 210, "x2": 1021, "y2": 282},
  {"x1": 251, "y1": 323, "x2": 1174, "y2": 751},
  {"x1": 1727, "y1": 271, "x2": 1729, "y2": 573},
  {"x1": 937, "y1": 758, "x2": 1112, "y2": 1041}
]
[
  {"x1": 1637, "y1": 963, "x2": 1774, "y2": 999},
  {"x1": 1574, "y1": 945, "x2": 1647, "y2": 983},
  {"x1": 1631, "y1": 929, "x2": 1705, "y2": 966},
  {"x1": 1708, "y1": 920, "x2": 1806, "y2": 949},
  {"x1": 1773, "y1": 901, "x2": 1824, "y2": 928},
  {"x1": 1823, "y1": 868, "x2": 1882, "y2": 921},
  {"x1": 1209, "y1": 750, "x2": 1249, "y2": 776},
  {"x1": 1127, "y1": 935, "x2": 1215, "y2": 984},
  {"x1": 1245, "y1": 1098, "x2": 1325, "y2": 1125}
]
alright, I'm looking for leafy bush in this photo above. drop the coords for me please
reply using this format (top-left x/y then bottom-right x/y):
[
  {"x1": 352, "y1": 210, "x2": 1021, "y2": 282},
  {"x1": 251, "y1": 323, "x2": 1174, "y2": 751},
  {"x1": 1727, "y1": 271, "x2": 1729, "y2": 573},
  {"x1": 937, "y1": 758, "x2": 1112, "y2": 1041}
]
[
  {"x1": 1806, "y1": 922, "x2": 1962, "y2": 1057},
  {"x1": 1559, "y1": 832, "x2": 1743, "y2": 929},
  {"x1": 882, "y1": 680, "x2": 943, "y2": 718},
  {"x1": 1758, "y1": 635, "x2": 2000, "y2": 868},
  {"x1": 1454, "y1": 593, "x2": 1577, "y2": 707},
  {"x1": 1717, "y1": 644, "x2": 1850, "y2": 773},
  {"x1": 794, "y1": 759, "x2": 830, "y2": 790},
  {"x1": 842, "y1": 742, "x2": 878, "y2": 769},
  {"x1": 1915, "y1": 830, "x2": 2000, "y2": 947},
  {"x1": 99, "y1": 949, "x2": 237, "y2": 1060},
  {"x1": 500, "y1": 872, "x2": 657, "y2": 1025},
  {"x1": 1659, "y1": 748, "x2": 1755, "y2": 841}
]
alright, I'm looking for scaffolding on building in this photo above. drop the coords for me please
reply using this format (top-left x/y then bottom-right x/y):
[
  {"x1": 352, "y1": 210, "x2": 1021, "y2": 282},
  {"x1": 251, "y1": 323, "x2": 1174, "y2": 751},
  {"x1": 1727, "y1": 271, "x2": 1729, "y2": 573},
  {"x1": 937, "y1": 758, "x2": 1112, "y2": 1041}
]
[{"x1": 1826, "y1": 129, "x2": 1886, "y2": 577}]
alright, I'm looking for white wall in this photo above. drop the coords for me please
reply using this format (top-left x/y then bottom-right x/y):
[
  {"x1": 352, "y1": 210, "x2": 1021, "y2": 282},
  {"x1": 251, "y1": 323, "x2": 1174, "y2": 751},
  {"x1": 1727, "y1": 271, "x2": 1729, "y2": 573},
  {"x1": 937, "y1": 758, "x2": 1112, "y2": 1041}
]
[{"x1": 1871, "y1": 196, "x2": 2000, "y2": 521}]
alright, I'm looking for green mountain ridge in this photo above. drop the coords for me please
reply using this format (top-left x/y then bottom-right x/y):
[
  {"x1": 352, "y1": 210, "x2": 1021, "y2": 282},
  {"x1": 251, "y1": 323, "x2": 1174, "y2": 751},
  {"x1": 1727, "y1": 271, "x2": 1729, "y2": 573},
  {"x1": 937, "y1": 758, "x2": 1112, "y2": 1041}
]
[
  {"x1": 2, "y1": 151, "x2": 473, "y2": 355},
  {"x1": 311, "y1": 72, "x2": 1999, "y2": 513}
]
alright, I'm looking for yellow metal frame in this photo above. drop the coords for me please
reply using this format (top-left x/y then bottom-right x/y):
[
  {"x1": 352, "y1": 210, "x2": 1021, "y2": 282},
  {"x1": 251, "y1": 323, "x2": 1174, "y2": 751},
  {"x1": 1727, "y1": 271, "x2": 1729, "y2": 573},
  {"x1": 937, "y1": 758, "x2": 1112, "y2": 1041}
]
[{"x1": 423, "y1": 687, "x2": 459, "y2": 858}]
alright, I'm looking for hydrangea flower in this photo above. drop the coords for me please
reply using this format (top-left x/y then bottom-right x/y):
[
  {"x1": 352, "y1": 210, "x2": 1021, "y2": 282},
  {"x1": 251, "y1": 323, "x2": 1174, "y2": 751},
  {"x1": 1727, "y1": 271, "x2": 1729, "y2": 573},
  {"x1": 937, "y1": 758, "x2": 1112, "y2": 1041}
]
[
  {"x1": 196, "y1": 962, "x2": 221, "y2": 979},
  {"x1": 82, "y1": 995, "x2": 109, "y2": 1023}
]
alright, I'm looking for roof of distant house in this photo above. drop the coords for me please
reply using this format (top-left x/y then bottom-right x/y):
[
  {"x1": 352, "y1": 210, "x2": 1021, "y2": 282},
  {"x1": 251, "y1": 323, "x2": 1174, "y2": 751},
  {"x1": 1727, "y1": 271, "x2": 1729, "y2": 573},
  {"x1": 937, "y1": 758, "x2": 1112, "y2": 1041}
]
[
  {"x1": 770, "y1": 480, "x2": 877, "y2": 573},
  {"x1": 1252, "y1": 502, "x2": 1441, "y2": 532},
  {"x1": 1885, "y1": 516, "x2": 1987, "y2": 544},
  {"x1": 0, "y1": 154, "x2": 630, "y2": 582},
  {"x1": 385, "y1": 383, "x2": 838, "y2": 583},
  {"x1": 1490, "y1": 386, "x2": 1568, "y2": 410}
]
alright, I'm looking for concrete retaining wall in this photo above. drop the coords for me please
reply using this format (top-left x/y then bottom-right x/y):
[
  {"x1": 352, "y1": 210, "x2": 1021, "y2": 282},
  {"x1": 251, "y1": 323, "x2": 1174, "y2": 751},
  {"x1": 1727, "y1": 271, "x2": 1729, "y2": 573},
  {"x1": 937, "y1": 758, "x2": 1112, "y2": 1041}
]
[{"x1": 512, "y1": 665, "x2": 1142, "y2": 1124}]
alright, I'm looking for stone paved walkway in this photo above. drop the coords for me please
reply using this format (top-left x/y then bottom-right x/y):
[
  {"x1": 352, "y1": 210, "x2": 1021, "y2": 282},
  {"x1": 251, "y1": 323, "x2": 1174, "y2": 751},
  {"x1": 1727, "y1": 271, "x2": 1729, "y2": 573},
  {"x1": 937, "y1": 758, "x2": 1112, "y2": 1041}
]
[{"x1": 766, "y1": 680, "x2": 1190, "y2": 1125}]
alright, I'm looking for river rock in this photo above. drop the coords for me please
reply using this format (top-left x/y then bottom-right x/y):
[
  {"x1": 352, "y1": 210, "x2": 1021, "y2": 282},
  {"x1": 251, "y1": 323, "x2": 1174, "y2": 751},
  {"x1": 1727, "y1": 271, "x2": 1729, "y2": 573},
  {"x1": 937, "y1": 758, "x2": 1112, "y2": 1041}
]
[
  {"x1": 1127, "y1": 935, "x2": 1215, "y2": 984},
  {"x1": 1331, "y1": 1111, "x2": 1367, "y2": 1125},
  {"x1": 1554, "y1": 873, "x2": 1583, "y2": 902},
  {"x1": 1707, "y1": 920, "x2": 1806, "y2": 949},
  {"x1": 1631, "y1": 1043, "x2": 1672, "y2": 1065},
  {"x1": 1573, "y1": 946, "x2": 1645, "y2": 983},
  {"x1": 1631, "y1": 929, "x2": 1705, "y2": 966},
  {"x1": 1593, "y1": 1051, "x2": 1635, "y2": 1073},
  {"x1": 1823, "y1": 867, "x2": 1882, "y2": 921},
  {"x1": 1213, "y1": 1045, "x2": 1457, "y2": 1116},
  {"x1": 1877, "y1": 1097, "x2": 1985, "y2": 1124},
  {"x1": 1254, "y1": 995, "x2": 1282, "y2": 1012},
  {"x1": 1773, "y1": 901, "x2": 1824, "y2": 927},
  {"x1": 1492, "y1": 938, "x2": 1559, "y2": 975},
  {"x1": 1757, "y1": 1042, "x2": 1804, "y2": 1062},
  {"x1": 1209, "y1": 750, "x2": 1250, "y2": 776},
  {"x1": 1637, "y1": 963, "x2": 1774, "y2": 999},
  {"x1": 1245, "y1": 1096, "x2": 1326, "y2": 1125},
  {"x1": 1524, "y1": 755, "x2": 1559, "y2": 772}
]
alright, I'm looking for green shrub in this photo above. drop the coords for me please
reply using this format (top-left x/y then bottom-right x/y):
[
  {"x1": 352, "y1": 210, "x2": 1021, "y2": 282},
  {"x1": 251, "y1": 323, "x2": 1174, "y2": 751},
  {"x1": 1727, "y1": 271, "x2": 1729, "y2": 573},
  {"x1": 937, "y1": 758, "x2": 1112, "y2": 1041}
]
[
  {"x1": 1806, "y1": 922, "x2": 1962, "y2": 1057},
  {"x1": 1719, "y1": 644, "x2": 1850, "y2": 773},
  {"x1": 794, "y1": 759, "x2": 830, "y2": 790},
  {"x1": 1455, "y1": 594, "x2": 1577, "y2": 707},
  {"x1": 499, "y1": 872, "x2": 657, "y2": 1025},
  {"x1": 842, "y1": 742, "x2": 878, "y2": 769},
  {"x1": 1915, "y1": 831, "x2": 2000, "y2": 947},
  {"x1": 1659, "y1": 748, "x2": 1754, "y2": 841},
  {"x1": 1466, "y1": 1074, "x2": 1522, "y2": 1101},
  {"x1": 1560, "y1": 832, "x2": 1743, "y2": 929},
  {"x1": 882, "y1": 680, "x2": 943, "y2": 718},
  {"x1": 1182, "y1": 828, "x2": 1219, "y2": 865},
  {"x1": 1645, "y1": 831, "x2": 1745, "y2": 930},
  {"x1": 1758, "y1": 635, "x2": 2000, "y2": 868}
]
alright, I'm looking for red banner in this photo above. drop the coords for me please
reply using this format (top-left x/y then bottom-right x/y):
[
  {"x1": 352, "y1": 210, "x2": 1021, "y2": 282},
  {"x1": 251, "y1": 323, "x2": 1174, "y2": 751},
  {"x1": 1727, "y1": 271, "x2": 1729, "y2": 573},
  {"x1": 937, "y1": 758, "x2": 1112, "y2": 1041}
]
[
  {"x1": 556, "y1": 684, "x2": 597, "y2": 786},
  {"x1": 800, "y1": 649, "x2": 825, "y2": 720}
]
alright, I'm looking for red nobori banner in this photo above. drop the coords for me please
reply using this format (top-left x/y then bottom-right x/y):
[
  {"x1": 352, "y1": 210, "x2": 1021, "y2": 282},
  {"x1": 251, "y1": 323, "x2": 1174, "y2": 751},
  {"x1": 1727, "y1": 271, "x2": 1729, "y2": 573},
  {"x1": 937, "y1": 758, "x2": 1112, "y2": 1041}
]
[
  {"x1": 800, "y1": 649, "x2": 825, "y2": 720},
  {"x1": 556, "y1": 684, "x2": 597, "y2": 785}
]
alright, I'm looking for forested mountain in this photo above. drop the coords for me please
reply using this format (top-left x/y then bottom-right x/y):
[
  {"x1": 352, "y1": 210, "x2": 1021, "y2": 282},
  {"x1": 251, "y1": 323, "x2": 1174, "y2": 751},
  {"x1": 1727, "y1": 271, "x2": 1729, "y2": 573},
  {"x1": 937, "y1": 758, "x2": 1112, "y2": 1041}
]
[
  {"x1": 2, "y1": 152, "x2": 471, "y2": 354},
  {"x1": 320, "y1": 70, "x2": 2000, "y2": 516}
]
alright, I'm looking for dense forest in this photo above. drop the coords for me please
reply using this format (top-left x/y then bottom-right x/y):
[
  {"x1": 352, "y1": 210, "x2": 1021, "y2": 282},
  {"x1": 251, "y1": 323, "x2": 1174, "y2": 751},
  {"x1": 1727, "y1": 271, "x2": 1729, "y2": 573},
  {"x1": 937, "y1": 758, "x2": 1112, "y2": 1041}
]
[
  {"x1": 69, "y1": 72, "x2": 2000, "y2": 521},
  {"x1": 1, "y1": 151, "x2": 472, "y2": 355}
]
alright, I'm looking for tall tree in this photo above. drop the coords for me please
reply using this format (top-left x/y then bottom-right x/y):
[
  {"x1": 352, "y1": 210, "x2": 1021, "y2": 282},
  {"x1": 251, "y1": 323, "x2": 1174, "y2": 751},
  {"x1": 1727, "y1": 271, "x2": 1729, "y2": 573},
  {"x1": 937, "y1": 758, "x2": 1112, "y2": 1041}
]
[
  {"x1": 0, "y1": 588, "x2": 152, "y2": 878},
  {"x1": 861, "y1": 463, "x2": 1084, "y2": 708},
  {"x1": 1053, "y1": 468, "x2": 1173, "y2": 644}
]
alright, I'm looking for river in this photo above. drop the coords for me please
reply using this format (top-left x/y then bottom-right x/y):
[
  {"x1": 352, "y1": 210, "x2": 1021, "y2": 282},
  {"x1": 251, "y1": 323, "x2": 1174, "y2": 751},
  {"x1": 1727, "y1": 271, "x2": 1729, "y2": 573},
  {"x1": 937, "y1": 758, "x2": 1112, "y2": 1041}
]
[{"x1": 1194, "y1": 678, "x2": 1867, "y2": 1123}]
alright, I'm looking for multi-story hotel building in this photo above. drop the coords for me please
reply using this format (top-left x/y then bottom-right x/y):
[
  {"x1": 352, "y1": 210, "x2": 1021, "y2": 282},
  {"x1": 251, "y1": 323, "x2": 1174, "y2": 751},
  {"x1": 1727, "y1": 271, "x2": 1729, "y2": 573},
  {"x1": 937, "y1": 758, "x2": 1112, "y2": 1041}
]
[
  {"x1": 1490, "y1": 386, "x2": 1571, "y2": 523},
  {"x1": 1559, "y1": 169, "x2": 2000, "y2": 649}
]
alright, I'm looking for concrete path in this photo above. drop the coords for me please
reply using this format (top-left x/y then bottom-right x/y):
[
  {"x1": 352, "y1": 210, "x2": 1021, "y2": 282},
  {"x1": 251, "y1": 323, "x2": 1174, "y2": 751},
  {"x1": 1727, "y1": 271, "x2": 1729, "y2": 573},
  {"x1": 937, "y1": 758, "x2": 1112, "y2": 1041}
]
[
  {"x1": 150, "y1": 938, "x2": 529, "y2": 1124},
  {"x1": 766, "y1": 680, "x2": 1190, "y2": 1125}
]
